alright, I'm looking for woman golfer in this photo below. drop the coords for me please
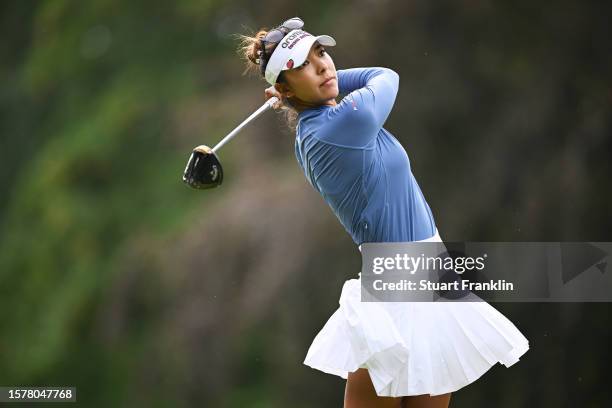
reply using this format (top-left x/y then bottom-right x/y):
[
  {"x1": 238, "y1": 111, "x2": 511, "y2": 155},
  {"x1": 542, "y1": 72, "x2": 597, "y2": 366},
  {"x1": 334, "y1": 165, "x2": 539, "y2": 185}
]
[{"x1": 238, "y1": 17, "x2": 529, "y2": 408}]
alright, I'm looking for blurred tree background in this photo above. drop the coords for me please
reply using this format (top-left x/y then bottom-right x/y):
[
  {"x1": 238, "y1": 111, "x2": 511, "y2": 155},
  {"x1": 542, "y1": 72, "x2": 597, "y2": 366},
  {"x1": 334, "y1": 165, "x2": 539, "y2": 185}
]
[{"x1": 1, "y1": 0, "x2": 610, "y2": 407}]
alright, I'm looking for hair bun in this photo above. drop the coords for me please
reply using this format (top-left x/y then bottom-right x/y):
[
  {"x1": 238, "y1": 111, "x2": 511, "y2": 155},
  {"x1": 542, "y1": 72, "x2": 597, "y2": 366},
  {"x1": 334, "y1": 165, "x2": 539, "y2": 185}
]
[
  {"x1": 236, "y1": 28, "x2": 275, "y2": 77},
  {"x1": 243, "y1": 30, "x2": 267, "y2": 66}
]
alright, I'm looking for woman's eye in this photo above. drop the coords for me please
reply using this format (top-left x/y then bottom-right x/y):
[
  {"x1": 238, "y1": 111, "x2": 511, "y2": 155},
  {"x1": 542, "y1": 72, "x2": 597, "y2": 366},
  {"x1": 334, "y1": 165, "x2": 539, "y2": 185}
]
[{"x1": 297, "y1": 49, "x2": 325, "y2": 70}]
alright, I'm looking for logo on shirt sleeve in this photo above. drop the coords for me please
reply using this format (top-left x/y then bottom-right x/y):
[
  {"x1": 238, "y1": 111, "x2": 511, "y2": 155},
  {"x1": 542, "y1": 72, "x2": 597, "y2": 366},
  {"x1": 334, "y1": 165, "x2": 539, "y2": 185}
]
[{"x1": 347, "y1": 95, "x2": 358, "y2": 110}]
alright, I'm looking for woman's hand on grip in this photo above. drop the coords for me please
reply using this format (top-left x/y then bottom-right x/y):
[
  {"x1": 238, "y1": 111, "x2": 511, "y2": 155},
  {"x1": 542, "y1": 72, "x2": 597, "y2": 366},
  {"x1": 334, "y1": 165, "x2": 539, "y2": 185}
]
[{"x1": 264, "y1": 86, "x2": 283, "y2": 109}]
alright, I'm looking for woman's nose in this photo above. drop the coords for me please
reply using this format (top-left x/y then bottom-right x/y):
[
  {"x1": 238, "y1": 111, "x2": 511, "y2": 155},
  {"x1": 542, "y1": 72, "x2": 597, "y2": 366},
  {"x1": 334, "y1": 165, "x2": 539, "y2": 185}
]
[{"x1": 317, "y1": 60, "x2": 329, "y2": 73}]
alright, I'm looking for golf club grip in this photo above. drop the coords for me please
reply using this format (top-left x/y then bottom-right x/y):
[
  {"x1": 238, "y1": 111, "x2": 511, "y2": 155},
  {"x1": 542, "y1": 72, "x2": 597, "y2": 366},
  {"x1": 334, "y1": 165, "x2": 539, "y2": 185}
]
[{"x1": 211, "y1": 96, "x2": 280, "y2": 154}]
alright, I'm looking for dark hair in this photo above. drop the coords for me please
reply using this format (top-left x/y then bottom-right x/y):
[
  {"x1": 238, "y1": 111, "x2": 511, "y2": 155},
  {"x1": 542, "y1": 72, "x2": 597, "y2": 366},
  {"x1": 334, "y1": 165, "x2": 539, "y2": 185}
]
[{"x1": 234, "y1": 28, "x2": 299, "y2": 132}]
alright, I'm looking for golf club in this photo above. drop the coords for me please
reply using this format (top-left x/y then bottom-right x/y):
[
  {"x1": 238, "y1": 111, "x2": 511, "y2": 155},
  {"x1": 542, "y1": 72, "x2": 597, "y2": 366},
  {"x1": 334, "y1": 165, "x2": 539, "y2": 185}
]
[{"x1": 182, "y1": 96, "x2": 280, "y2": 189}]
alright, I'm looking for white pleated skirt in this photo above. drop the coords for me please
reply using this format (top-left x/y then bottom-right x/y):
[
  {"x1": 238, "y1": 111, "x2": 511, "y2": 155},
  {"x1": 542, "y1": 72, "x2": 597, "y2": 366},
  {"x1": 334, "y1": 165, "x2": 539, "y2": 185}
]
[{"x1": 303, "y1": 228, "x2": 530, "y2": 397}]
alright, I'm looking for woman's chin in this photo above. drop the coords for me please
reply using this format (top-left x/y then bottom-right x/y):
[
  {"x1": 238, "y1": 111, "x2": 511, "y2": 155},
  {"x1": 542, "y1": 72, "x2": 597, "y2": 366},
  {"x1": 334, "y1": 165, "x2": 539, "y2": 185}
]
[{"x1": 321, "y1": 87, "x2": 339, "y2": 100}]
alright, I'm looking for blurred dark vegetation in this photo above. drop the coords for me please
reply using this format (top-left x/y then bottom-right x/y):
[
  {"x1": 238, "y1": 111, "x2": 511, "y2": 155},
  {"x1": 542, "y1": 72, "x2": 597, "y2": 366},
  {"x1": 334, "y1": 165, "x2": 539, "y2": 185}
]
[{"x1": 0, "y1": 0, "x2": 610, "y2": 407}]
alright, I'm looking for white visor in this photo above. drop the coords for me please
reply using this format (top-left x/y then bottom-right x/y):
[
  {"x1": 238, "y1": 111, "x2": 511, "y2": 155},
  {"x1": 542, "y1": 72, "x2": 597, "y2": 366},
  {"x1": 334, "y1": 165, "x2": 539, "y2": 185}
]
[{"x1": 264, "y1": 29, "x2": 336, "y2": 86}]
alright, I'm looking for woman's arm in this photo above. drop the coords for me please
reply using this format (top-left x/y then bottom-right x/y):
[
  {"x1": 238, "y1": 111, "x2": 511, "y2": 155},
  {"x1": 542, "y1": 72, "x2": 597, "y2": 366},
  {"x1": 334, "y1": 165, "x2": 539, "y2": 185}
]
[
  {"x1": 317, "y1": 67, "x2": 400, "y2": 148},
  {"x1": 337, "y1": 67, "x2": 398, "y2": 93}
]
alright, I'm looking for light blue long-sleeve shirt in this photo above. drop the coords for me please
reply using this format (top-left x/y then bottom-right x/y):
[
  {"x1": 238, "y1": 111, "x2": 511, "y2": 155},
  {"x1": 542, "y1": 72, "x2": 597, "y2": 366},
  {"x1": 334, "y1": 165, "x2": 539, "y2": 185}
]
[{"x1": 294, "y1": 67, "x2": 436, "y2": 245}]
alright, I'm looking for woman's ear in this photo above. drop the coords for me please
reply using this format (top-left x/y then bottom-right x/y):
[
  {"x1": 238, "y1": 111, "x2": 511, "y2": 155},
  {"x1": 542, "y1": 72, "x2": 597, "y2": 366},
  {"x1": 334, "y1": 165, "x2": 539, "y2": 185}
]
[{"x1": 275, "y1": 82, "x2": 295, "y2": 99}]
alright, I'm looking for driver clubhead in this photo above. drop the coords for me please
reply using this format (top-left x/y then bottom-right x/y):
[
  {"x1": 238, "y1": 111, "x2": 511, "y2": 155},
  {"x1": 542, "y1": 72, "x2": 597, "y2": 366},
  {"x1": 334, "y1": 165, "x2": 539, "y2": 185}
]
[{"x1": 182, "y1": 145, "x2": 224, "y2": 189}]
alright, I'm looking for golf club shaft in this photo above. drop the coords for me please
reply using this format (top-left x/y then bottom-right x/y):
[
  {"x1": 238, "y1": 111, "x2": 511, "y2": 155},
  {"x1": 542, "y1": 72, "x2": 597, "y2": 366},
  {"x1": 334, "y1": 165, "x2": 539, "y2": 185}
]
[{"x1": 211, "y1": 96, "x2": 280, "y2": 154}]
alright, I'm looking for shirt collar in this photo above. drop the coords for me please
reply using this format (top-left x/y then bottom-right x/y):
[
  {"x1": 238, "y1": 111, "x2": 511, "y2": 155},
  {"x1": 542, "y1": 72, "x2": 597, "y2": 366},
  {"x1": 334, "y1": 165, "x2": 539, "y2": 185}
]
[{"x1": 297, "y1": 104, "x2": 331, "y2": 120}]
